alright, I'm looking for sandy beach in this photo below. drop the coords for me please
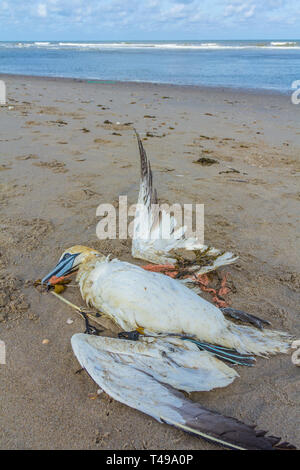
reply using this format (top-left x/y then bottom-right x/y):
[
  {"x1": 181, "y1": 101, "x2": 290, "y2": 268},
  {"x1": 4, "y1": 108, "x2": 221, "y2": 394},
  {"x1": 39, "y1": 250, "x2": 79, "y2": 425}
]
[{"x1": 0, "y1": 74, "x2": 299, "y2": 449}]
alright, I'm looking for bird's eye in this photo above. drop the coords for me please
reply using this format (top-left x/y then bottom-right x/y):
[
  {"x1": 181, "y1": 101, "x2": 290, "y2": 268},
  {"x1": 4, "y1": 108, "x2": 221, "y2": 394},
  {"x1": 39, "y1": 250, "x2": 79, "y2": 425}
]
[{"x1": 61, "y1": 253, "x2": 72, "y2": 261}]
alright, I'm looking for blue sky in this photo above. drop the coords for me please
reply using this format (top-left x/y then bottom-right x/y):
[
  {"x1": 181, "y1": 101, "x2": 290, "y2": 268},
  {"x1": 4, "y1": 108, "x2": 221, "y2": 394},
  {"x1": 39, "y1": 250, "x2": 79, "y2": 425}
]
[{"x1": 0, "y1": 0, "x2": 299, "y2": 40}]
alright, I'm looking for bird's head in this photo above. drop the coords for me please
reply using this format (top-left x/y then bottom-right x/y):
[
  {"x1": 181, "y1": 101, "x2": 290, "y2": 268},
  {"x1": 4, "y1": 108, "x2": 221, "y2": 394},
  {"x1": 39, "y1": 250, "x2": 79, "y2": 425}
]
[{"x1": 41, "y1": 245, "x2": 102, "y2": 285}]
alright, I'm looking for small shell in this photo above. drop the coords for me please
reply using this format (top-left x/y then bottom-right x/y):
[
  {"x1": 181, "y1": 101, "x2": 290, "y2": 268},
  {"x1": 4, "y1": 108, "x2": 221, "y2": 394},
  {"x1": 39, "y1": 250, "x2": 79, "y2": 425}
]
[
  {"x1": 42, "y1": 339, "x2": 50, "y2": 345},
  {"x1": 88, "y1": 393, "x2": 98, "y2": 400},
  {"x1": 291, "y1": 349, "x2": 300, "y2": 367},
  {"x1": 66, "y1": 318, "x2": 74, "y2": 325}
]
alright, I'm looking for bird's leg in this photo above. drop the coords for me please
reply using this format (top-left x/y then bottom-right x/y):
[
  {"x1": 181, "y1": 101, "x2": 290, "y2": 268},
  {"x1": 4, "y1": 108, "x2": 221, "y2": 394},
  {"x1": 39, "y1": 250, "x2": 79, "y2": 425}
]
[
  {"x1": 221, "y1": 307, "x2": 271, "y2": 330},
  {"x1": 118, "y1": 330, "x2": 141, "y2": 341},
  {"x1": 80, "y1": 311, "x2": 103, "y2": 335}
]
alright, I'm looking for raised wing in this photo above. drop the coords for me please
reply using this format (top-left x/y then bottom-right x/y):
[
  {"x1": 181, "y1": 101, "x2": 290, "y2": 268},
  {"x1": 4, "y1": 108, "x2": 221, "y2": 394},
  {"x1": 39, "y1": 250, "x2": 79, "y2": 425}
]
[
  {"x1": 132, "y1": 131, "x2": 238, "y2": 274},
  {"x1": 72, "y1": 333, "x2": 295, "y2": 451}
]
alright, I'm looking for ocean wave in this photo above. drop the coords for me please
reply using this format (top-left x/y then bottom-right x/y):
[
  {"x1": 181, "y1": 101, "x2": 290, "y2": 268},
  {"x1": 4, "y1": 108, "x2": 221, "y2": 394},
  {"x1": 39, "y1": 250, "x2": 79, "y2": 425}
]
[
  {"x1": 270, "y1": 41, "x2": 297, "y2": 46},
  {"x1": 1, "y1": 41, "x2": 300, "y2": 51},
  {"x1": 55, "y1": 42, "x2": 300, "y2": 50}
]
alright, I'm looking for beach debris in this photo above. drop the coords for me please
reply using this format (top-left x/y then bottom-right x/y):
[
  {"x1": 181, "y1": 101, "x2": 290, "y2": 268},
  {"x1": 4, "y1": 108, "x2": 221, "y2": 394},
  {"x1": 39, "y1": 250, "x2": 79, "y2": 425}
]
[
  {"x1": 66, "y1": 318, "x2": 74, "y2": 325},
  {"x1": 42, "y1": 339, "x2": 50, "y2": 345},
  {"x1": 80, "y1": 128, "x2": 90, "y2": 133},
  {"x1": 199, "y1": 135, "x2": 212, "y2": 140},
  {"x1": 159, "y1": 167, "x2": 175, "y2": 173},
  {"x1": 0, "y1": 80, "x2": 6, "y2": 106},
  {"x1": 193, "y1": 157, "x2": 219, "y2": 166},
  {"x1": 88, "y1": 392, "x2": 98, "y2": 400},
  {"x1": 54, "y1": 284, "x2": 66, "y2": 294},
  {"x1": 15, "y1": 154, "x2": 38, "y2": 161},
  {"x1": 146, "y1": 131, "x2": 166, "y2": 138},
  {"x1": 104, "y1": 119, "x2": 113, "y2": 124},
  {"x1": 144, "y1": 115, "x2": 156, "y2": 118},
  {"x1": 94, "y1": 138, "x2": 111, "y2": 144},
  {"x1": 219, "y1": 168, "x2": 240, "y2": 174},
  {"x1": 49, "y1": 120, "x2": 68, "y2": 126},
  {"x1": 229, "y1": 179, "x2": 249, "y2": 183},
  {"x1": 112, "y1": 132, "x2": 122, "y2": 136},
  {"x1": 291, "y1": 340, "x2": 300, "y2": 366}
]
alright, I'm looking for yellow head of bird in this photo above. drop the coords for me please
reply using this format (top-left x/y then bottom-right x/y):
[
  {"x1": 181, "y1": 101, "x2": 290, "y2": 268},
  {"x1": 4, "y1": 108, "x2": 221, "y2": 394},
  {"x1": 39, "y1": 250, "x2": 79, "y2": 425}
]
[{"x1": 42, "y1": 245, "x2": 103, "y2": 285}]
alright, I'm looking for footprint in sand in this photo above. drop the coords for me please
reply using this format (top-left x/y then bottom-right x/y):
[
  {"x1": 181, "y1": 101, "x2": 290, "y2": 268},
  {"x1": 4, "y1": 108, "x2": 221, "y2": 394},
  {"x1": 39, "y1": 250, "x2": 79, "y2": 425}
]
[{"x1": 33, "y1": 159, "x2": 68, "y2": 173}]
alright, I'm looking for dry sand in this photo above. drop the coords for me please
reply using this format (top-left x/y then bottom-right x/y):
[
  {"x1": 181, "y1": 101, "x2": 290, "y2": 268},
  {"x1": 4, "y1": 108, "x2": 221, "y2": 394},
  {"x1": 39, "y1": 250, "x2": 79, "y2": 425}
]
[{"x1": 0, "y1": 74, "x2": 299, "y2": 449}]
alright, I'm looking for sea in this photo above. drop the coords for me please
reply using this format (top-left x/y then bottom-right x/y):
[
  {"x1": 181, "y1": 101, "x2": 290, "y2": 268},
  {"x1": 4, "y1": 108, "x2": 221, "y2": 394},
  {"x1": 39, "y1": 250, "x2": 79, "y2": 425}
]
[{"x1": 1, "y1": 40, "x2": 300, "y2": 93}]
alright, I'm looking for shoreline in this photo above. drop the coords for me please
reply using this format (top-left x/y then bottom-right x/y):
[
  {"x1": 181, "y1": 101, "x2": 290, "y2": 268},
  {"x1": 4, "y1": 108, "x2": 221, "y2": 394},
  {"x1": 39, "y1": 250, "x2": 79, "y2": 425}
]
[{"x1": 0, "y1": 72, "x2": 292, "y2": 97}]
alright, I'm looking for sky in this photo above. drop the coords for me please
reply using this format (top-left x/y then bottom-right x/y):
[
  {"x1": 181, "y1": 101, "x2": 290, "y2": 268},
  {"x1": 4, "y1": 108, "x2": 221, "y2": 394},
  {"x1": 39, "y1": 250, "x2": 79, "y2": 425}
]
[{"x1": 0, "y1": 0, "x2": 299, "y2": 41}]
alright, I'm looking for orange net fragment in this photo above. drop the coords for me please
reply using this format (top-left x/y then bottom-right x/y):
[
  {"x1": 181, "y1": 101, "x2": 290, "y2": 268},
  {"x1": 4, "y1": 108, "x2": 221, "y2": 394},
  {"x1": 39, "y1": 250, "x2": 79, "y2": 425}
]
[{"x1": 141, "y1": 264, "x2": 231, "y2": 308}]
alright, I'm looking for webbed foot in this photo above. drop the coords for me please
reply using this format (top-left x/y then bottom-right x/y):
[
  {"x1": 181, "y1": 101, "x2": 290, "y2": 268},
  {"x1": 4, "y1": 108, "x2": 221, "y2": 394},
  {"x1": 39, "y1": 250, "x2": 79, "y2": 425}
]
[
  {"x1": 221, "y1": 307, "x2": 271, "y2": 330},
  {"x1": 118, "y1": 331, "x2": 141, "y2": 341},
  {"x1": 80, "y1": 311, "x2": 103, "y2": 335}
]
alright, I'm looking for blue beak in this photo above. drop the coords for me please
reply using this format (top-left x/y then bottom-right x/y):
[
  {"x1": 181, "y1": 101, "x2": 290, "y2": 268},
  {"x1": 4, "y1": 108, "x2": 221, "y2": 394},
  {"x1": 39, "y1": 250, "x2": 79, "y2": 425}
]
[{"x1": 41, "y1": 253, "x2": 79, "y2": 285}]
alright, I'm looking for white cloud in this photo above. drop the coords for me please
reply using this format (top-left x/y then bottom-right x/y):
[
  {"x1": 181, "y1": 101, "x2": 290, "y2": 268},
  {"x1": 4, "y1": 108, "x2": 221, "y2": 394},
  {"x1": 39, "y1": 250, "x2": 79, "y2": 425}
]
[
  {"x1": 37, "y1": 3, "x2": 47, "y2": 17},
  {"x1": 0, "y1": 0, "x2": 299, "y2": 36},
  {"x1": 244, "y1": 5, "x2": 255, "y2": 18}
]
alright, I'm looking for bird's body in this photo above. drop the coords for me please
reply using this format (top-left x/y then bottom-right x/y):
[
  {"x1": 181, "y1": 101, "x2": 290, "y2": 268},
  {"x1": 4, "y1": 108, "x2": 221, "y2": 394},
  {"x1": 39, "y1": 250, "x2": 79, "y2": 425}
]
[
  {"x1": 76, "y1": 253, "x2": 291, "y2": 357},
  {"x1": 78, "y1": 257, "x2": 222, "y2": 338}
]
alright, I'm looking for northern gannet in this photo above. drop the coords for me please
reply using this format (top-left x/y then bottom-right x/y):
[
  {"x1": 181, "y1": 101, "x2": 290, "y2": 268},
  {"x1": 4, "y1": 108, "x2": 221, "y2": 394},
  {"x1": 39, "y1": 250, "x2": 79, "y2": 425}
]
[
  {"x1": 41, "y1": 134, "x2": 292, "y2": 362},
  {"x1": 41, "y1": 134, "x2": 294, "y2": 450},
  {"x1": 42, "y1": 244, "x2": 291, "y2": 363}
]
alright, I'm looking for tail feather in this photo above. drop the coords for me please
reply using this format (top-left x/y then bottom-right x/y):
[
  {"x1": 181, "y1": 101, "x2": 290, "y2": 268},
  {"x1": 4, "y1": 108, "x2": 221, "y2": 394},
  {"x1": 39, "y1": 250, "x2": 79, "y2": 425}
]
[
  {"x1": 226, "y1": 323, "x2": 293, "y2": 356},
  {"x1": 183, "y1": 338, "x2": 255, "y2": 366}
]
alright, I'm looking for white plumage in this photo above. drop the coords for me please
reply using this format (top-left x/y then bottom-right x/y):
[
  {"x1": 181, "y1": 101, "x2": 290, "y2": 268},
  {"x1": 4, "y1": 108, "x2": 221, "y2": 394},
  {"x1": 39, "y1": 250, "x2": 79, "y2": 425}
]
[
  {"x1": 72, "y1": 333, "x2": 238, "y2": 393},
  {"x1": 41, "y1": 132, "x2": 295, "y2": 450},
  {"x1": 71, "y1": 333, "x2": 295, "y2": 450},
  {"x1": 77, "y1": 255, "x2": 291, "y2": 357},
  {"x1": 131, "y1": 131, "x2": 238, "y2": 274}
]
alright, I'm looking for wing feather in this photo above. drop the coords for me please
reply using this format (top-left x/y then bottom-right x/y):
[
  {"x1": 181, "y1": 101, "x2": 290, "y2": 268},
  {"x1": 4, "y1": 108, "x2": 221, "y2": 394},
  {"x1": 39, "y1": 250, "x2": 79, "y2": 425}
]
[{"x1": 72, "y1": 333, "x2": 295, "y2": 451}]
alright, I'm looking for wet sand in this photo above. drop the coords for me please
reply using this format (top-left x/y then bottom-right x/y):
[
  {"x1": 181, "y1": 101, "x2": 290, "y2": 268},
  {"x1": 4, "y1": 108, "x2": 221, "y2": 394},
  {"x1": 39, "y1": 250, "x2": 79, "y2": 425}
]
[{"x1": 0, "y1": 74, "x2": 299, "y2": 449}]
